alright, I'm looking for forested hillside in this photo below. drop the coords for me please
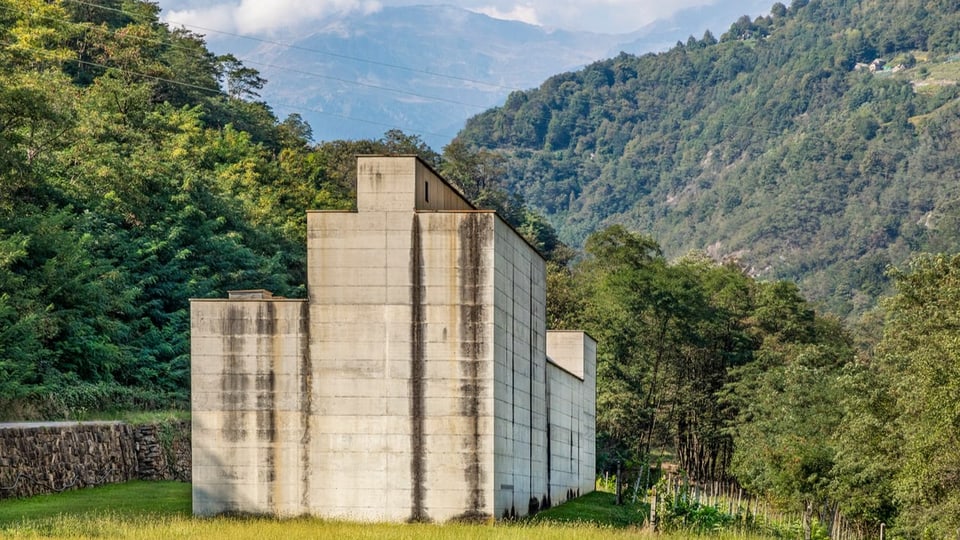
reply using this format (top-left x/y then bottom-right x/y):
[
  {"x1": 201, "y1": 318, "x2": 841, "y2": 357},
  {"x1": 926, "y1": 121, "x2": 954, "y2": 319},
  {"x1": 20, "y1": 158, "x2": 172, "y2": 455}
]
[
  {"x1": 0, "y1": 0, "x2": 434, "y2": 415},
  {"x1": 0, "y1": 0, "x2": 560, "y2": 417},
  {"x1": 3, "y1": 0, "x2": 960, "y2": 536},
  {"x1": 458, "y1": 0, "x2": 960, "y2": 317}
]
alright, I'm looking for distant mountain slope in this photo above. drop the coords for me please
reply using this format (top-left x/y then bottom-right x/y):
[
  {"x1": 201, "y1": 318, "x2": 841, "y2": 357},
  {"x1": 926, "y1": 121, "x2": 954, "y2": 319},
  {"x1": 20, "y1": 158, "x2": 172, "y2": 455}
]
[
  {"x1": 456, "y1": 0, "x2": 960, "y2": 317},
  {"x1": 236, "y1": 3, "x2": 772, "y2": 148}
]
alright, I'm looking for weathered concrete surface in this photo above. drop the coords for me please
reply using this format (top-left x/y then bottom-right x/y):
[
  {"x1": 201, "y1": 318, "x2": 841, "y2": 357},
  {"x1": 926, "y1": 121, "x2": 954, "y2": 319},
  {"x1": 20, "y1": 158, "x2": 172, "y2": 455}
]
[
  {"x1": 191, "y1": 298, "x2": 309, "y2": 516},
  {"x1": 307, "y1": 158, "x2": 496, "y2": 522},
  {"x1": 546, "y1": 331, "x2": 597, "y2": 505},
  {"x1": 191, "y1": 155, "x2": 596, "y2": 522}
]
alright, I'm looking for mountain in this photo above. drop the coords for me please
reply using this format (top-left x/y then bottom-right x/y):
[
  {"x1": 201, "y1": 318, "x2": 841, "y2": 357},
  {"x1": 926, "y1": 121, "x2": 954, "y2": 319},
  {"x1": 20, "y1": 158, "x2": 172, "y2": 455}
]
[
  {"x1": 620, "y1": 0, "x2": 774, "y2": 52},
  {"x1": 455, "y1": 0, "x2": 960, "y2": 318},
  {"x1": 223, "y1": 3, "x2": 772, "y2": 148}
]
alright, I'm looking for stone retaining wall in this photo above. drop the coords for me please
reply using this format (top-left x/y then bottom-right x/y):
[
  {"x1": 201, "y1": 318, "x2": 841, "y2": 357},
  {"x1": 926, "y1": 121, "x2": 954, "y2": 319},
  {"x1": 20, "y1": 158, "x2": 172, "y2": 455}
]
[
  {"x1": 0, "y1": 420, "x2": 190, "y2": 499},
  {"x1": 134, "y1": 423, "x2": 191, "y2": 482}
]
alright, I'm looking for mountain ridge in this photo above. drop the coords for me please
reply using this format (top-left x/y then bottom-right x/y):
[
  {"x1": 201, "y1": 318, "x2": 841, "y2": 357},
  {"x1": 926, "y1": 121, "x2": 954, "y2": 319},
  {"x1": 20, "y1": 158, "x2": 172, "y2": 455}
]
[
  {"x1": 454, "y1": 0, "x2": 960, "y2": 317},
  {"x1": 218, "y1": 2, "x2": 772, "y2": 147}
]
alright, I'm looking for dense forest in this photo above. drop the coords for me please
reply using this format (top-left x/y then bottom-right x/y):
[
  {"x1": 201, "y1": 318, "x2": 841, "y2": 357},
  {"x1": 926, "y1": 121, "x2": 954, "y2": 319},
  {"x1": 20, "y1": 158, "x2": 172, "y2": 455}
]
[
  {"x1": 2, "y1": 0, "x2": 960, "y2": 537},
  {"x1": 0, "y1": 0, "x2": 555, "y2": 416},
  {"x1": 458, "y1": 0, "x2": 960, "y2": 319}
]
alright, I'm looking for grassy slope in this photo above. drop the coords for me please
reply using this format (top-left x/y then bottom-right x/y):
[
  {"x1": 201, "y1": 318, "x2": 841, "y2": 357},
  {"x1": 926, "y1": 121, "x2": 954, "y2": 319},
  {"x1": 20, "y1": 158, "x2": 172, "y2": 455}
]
[
  {"x1": 0, "y1": 482, "x2": 771, "y2": 539},
  {"x1": 527, "y1": 491, "x2": 647, "y2": 527}
]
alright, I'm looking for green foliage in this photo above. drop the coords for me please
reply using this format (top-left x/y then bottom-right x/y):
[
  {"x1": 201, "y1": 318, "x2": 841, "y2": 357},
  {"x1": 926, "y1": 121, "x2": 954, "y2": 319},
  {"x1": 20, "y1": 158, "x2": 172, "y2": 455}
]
[
  {"x1": 551, "y1": 226, "x2": 830, "y2": 487},
  {"x1": 457, "y1": 0, "x2": 960, "y2": 319},
  {"x1": 0, "y1": 0, "x2": 365, "y2": 420},
  {"x1": 654, "y1": 479, "x2": 735, "y2": 533},
  {"x1": 525, "y1": 491, "x2": 647, "y2": 528},
  {"x1": 549, "y1": 225, "x2": 867, "y2": 535},
  {"x1": 725, "y1": 289, "x2": 854, "y2": 537},
  {"x1": 870, "y1": 253, "x2": 960, "y2": 536}
]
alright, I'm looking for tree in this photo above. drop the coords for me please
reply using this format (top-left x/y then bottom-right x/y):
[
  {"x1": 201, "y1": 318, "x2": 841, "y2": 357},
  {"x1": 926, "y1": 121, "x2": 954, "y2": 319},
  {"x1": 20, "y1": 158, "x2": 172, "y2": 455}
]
[
  {"x1": 829, "y1": 360, "x2": 899, "y2": 534},
  {"x1": 576, "y1": 226, "x2": 662, "y2": 461},
  {"x1": 874, "y1": 254, "x2": 960, "y2": 536},
  {"x1": 440, "y1": 138, "x2": 506, "y2": 201},
  {"x1": 726, "y1": 285, "x2": 854, "y2": 540},
  {"x1": 670, "y1": 255, "x2": 757, "y2": 481},
  {"x1": 217, "y1": 54, "x2": 266, "y2": 100}
]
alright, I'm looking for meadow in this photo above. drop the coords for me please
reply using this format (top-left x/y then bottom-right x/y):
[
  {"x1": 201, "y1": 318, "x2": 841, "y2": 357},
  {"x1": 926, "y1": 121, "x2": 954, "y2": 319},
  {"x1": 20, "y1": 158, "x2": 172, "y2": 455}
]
[{"x1": 0, "y1": 482, "x2": 778, "y2": 539}]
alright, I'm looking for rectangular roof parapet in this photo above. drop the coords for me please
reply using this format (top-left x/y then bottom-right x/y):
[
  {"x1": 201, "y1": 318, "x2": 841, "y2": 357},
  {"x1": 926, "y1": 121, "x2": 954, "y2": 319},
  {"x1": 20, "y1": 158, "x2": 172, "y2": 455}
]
[{"x1": 228, "y1": 289, "x2": 278, "y2": 300}]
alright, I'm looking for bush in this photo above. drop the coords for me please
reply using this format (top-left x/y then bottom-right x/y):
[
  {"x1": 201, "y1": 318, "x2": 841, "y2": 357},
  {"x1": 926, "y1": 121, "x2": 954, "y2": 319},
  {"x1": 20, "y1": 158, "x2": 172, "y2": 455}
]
[
  {"x1": 0, "y1": 378, "x2": 187, "y2": 421},
  {"x1": 654, "y1": 478, "x2": 736, "y2": 533}
]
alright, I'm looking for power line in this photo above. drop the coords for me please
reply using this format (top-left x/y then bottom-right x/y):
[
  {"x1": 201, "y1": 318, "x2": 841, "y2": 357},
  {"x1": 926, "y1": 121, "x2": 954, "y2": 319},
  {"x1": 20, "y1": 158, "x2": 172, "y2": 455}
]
[
  {"x1": 0, "y1": 2, "x2": 494, "y2": 111},
  {"x1": 0, "y1": 2, "x2": 476, "y2": 141},
  {"x1": 233, "y1": 59, "x2": 491, "y2": 110},
  {"x1": 12, "y1": 42, "x2": 460, "y2": 141},
  {"x1": 63, "y1": 0, "x2": 523, "y2": 92}
]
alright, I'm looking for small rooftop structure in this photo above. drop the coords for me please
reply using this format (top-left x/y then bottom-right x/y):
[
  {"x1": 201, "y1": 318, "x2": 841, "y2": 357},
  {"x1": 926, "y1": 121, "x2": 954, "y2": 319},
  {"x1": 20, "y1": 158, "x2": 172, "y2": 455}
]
[{"x1": 227, "y1": 289, "x2": 275, "y2": 300}]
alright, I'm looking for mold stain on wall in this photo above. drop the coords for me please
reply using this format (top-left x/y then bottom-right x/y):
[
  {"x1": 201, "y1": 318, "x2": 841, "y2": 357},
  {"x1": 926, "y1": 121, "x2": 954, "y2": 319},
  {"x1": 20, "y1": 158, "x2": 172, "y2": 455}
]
[
  {"x1": 298, "y1": 301, "x2": 311, "y2": 512},
  {"x1": 408, "y1": 214, "x2": 428, "y2": 522},
  {"x1": 255, "y1": 302, "x2": 277, "y2": 511},
  {"x1": 457, "y1": 214, "x2": 490, "y2": 520},
  {"x1": 222, "y1": 306, "x2": 248, "y2": 443}
]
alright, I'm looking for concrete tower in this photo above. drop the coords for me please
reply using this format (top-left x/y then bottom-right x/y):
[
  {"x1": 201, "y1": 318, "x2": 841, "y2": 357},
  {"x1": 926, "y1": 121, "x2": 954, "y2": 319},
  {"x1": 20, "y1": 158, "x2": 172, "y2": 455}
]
[{"x1": 191, "y1": 155, "x2": 595, "y2": 521}]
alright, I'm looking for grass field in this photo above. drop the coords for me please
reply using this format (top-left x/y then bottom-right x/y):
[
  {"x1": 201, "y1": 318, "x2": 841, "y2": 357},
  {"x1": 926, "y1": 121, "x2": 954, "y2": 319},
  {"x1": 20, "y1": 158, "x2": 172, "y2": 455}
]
[
  {"x1": 0, "y1": 481, "x2": 191, "y2": 523},
  {"x1": 0, "y1": 482, "x2": 775, "y2": 539}
]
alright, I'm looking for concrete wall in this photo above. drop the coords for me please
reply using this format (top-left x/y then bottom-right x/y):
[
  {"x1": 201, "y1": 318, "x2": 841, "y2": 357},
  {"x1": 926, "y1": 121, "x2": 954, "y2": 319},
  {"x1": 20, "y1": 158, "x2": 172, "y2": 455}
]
[
  {"x1": 191, "y1": 299, "x2": 310, "y2": 516},
  {"x1": 307, "y1": 156, "x2": 498, "y2": 521},
  {"x1": 492, "y1": 217, "x2": 549, "y2": 518},
  {"x1": 190, "y1": 155, "x2": 596, "y2": 522},
  {"x1": 356, "y1": 155, "x2": 472, "y2": 214},
  {"x1": 546, "y1": 332, "x2": 597, "y2": 503},
  {"x1": 415, "y1": 211, "x2": 496, "y2": 522}
]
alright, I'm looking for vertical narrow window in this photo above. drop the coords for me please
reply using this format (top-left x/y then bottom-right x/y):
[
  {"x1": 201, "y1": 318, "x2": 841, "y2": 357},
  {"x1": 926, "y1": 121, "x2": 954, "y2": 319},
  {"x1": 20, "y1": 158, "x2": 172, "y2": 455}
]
[{"x1": 424, "y1": 181, "x2": 430, "y2": 203}]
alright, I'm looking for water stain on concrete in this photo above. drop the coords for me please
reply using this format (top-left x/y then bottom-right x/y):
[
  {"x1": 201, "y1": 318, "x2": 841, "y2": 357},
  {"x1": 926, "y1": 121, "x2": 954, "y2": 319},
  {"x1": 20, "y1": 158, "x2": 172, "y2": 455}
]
[
  {"x1": 457, "y1": 214, "x2": 491, "y2": 520},
  {"x1": 408, "y1": 214, "x2": 429, "y2": 523},
  {"x1": 222, "y1": 306, "x2": 248, "y2": 443},
  {"x1": 298, "y1": 301, "x2": 311, "y2": 511}
]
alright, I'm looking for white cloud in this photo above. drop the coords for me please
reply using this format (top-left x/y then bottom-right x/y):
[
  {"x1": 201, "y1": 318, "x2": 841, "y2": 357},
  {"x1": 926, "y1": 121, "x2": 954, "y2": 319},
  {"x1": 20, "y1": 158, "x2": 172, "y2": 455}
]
[
  {"x1": 163, "y1": 4, "x2": 236, "y2": 32},
  {"x1": 163, "y1": 0, "x2": 382, "y2": 35},
  {"x1": 459, "y1": 0, "x2": 722, "y2": 33},
  {"x1": 472, "y1": 4, "x2": 540, "y2": 26},
  {"x1": 158, "y1": 0, "x2": 766, "y2": 36}
]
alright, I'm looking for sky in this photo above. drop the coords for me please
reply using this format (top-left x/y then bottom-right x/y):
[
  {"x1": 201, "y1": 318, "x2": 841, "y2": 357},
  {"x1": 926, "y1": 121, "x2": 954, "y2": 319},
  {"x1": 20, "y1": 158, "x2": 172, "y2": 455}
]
[{"x1": 155, "y1": 0, "x2": 752, "y2": 37}]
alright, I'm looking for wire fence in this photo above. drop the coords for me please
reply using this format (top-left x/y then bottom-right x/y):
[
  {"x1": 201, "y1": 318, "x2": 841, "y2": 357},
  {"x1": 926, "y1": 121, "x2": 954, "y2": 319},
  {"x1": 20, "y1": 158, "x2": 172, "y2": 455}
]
[{"x1": 599, "y1": 467, "x2": 873, "y2": 539}]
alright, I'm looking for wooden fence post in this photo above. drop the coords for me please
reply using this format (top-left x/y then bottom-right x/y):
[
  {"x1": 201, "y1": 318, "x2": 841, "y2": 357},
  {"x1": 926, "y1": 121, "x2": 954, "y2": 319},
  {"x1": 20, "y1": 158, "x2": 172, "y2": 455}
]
[
  {"x1": 650, "y1": 485, "x2": 658, "y2": 531},
  {"x1": 615, "y1": 461, "x2": 623, "y2": 505}
]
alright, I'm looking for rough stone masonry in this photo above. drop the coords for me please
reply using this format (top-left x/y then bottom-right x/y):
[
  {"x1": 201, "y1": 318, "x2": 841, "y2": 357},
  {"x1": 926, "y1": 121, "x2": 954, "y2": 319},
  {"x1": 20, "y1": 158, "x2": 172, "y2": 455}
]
[{"x1": 190, "y1": 155, "x2": 596, "y2": 521}]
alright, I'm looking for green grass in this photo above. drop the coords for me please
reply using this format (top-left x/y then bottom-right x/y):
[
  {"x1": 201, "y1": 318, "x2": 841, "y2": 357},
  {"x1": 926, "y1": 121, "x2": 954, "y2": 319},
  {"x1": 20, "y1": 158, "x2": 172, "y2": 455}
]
[
  {"x1": 0, "y1": 481, "x2": 191, "y2": 524},
  {"x1": 82, "y1": 409, "x2": 190, "y2": 424},
  {"x1": 0, "y1": 482, "x2": 776, "y2": 539},
  {"x1": 526, "y1": 491, "x2": 647, "y2": 527}
]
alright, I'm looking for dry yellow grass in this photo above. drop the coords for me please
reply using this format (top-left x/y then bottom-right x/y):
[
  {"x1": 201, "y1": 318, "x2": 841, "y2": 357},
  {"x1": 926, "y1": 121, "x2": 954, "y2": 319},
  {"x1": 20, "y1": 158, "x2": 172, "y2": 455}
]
[
  {"x1": 0, "y1": 482, "x2": 776, "y2": 539},
  {"x1": 1, "y1": 514, "x2": 774, "y2": 540}
]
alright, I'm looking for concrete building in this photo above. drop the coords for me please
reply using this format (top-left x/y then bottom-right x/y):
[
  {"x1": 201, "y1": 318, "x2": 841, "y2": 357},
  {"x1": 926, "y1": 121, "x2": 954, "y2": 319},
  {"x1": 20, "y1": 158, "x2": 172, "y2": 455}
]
[{"x1": 191, "y1": 155, "x2": 596, "y2": 522}]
